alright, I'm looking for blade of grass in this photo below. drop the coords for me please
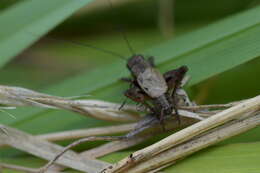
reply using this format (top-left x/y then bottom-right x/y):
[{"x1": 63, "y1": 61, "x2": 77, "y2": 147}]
[
  {"x1": 0, "y1": 0, "x2": 94, "y2": 68},
  {"x1": 164, "y1": 142, "x2": 260, "y2": 173}
]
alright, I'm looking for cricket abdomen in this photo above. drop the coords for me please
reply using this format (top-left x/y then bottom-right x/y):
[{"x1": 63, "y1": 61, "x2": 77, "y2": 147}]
[{"x1": 153, "y1": 95, "x2": 173, "y2": 116}]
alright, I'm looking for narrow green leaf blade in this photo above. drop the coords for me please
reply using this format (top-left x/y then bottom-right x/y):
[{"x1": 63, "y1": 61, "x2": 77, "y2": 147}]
[
  {"x1": 0, "y1": 0, "x2": 93, "y2": 68},
  {"x1": 165, "y1": 142, "x2": 260, "y2": 173}
]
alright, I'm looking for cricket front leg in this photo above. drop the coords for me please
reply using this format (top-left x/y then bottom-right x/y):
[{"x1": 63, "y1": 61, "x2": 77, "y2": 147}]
[{"x1": 123, "y1": 86, "x2": 154, "y2": 112}]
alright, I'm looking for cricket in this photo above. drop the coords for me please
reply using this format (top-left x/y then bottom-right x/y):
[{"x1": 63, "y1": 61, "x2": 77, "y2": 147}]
[{"x1": 122, "y1": 55, "x2": 188, "y2": 125}]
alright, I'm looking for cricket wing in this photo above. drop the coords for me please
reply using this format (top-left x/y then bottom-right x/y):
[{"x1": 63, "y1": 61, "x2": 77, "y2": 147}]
[{"x1": 137, "y1": 68, "x2": 168, "y2": 98}]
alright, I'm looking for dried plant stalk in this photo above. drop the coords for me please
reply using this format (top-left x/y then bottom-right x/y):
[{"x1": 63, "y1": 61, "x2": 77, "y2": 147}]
[
  {"x1": 179, "y1": 100, "x2": 244, "y2": 110},
  {"x1": 0, "y1": 85, "x2": 140, "y2": 122},
  {"x1": 127, "y1": 112, "x2": 260, "y2": 173},
  {"x1": 0, "y1": 123, "x2": 136, "y2": 148},
  {"x1": 38, "y1": 123, "x2": 136, "y2": 141},
  {"x1": 0, "y1": 125, "x2": 110, "y2": 173},
  {"x1": 40, "y1": 136, "x2": 128, "y2": 172},
  {"x1": 0, "y1": 85, "x2": 221, "y2": 123},
  {"x1": 2, "y1": 84, "x2": 258, "y2": 173},
  {"x1": 48, "y1": 115, "x2": 198, "y2": 171},
  {"x1": 81, "y1": 135, "x2": 151, "y2": 158},
  {"x1": 103, "y1": 95, "x2": 260, "y2": 173},
  {"x1": 0, "y1": 162, "x2": 59, "y2": 173},
  {"x1": 47, "y1": 135, "x2": 152, "y2": 172},
  {"x1": 42, "y1": 113, "x2": 200, "y2": 172}
]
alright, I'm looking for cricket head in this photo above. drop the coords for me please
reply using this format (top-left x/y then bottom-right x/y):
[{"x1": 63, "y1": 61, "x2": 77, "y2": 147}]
[
  {"x1": 178, "y1": 65, "x2": 189, "y2": 74},
  {"x1": 127, "y1": 54, "x2": 145, "y2": 70},
  {"x1": 127, "y1": 54, "x2": 147, "y2": 76}
]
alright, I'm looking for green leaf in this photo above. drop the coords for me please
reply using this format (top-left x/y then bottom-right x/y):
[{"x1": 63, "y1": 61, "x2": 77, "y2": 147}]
[
  {"x1": 165, "y1": 142, "x2": 260, "y2": 173},
  {"x1": 0, "y1": 0, "x2": 93, "y2": 68}
]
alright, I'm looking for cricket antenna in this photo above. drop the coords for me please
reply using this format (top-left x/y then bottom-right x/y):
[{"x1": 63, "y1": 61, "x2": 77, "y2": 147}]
[
  {"x1": 51, "y1": 37, "x2": 127, "y2": 60},
  {"x1": 25, "y1": 31, "x2": 127, "y2": 61},
  {"x1": 107, "y1": 0, "x2": 135, "y2": 55}
]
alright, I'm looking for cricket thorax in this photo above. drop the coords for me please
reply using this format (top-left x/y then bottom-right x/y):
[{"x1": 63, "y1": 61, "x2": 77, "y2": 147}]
[{"x1": 127, "y1": 55, "x2": 150, "y2": 76}]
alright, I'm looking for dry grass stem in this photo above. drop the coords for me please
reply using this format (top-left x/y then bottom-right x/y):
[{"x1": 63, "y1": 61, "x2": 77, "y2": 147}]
[
  {"x1": 1, "y1": 84, "x2": 258, "y2": 173},
  {"x1": 47, "y1": 135, "x2": 152, "y2": 172},
  {"x1": 0, "y1": 85, "x2": 205, "y2": 122},
  {"x1": 103, "y1": 95, "x2": 260, "y2": 173},
  {"x1": 0, "y1": 163, "x2": 40, "y2": 173},
  {"x1": 179, "y1": 99, "x2": 245, "y2": 110},
  {"x1": 0, "y1": 163, "x2": 59, "y2": 173},
  {"x1": 146, "y1": 163, "x2": 174, "y2": 173},
  {"x1": 40, "y1": 136, "x2": 124, "y2": 172},
  {"x1": 81, "y1": 115, "x2": 198, "y2": 159},
  {"x1": 0, "y1": 125, "x2": 110, "y2": 173},
  {"x1": 38, "y1": 123, "x2": 136, "y2": 141},
  {"x1": 0, "y1": 85, "x2": 221, "y2": 123},
  {"x1": 81, "y1": 135, "x2": 151, "y2": 158},
  {"x1": 0, "y1": 123, "x2": 136, "y2": 148},
  {"x1": 50, "y1": 136, "x2": 152, "y2": 172},
  {"x1": 127, "y1": 112, "x2": 260, "y2": 173},
  {"x1": 42, "y1": 114, "x2": 199, "y2": 172},
  {"x1": 0, "y1": 85, "x2": 139, "y2": 122}
]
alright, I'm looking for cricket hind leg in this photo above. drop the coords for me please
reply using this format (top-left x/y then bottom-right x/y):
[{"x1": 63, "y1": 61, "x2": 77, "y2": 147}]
[
  {"x1": 158, "y1": 109, "x2": 166, "y2": 131},
  {"x1": 170, "y1": 83, "x2": 183, "y2": 125},
  {"x1": 163, "y1": 65, "x2": 188, "y2": 89},
  {"x1": 172, "y1": 92, "x2": 181, "y2": 125},
  {"x1": 164, "y1": 66, "x2": 188, "y2": 125}
]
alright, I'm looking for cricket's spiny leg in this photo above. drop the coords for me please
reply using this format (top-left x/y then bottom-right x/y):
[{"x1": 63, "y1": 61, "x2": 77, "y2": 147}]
[
  {"x1": 163, "y1": 66, "x2": 188, "y2": 89},
  {"x1": 119, "y1": 78, "x2": 136, "y2": 110},
  {"x1": 124, "y1": 87, "x2": 153, "y2": 112},
  {"x1": 119, "y1": 97, "x2": 128, "y2": 110},
  {"x1": 172, "y1": 87, "x2": 181, "y2": 124},
  {"x1": 164, "y1": 66, "x2": 188, "y2": 125},
  {"x1": 159, "y1": 109, "x2": 166, "y2": 131}
]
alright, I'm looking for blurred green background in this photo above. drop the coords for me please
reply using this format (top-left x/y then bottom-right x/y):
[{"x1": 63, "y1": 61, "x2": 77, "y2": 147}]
[{"x1": 0, "y1": 0, "x2": 260, "y2": 172}]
